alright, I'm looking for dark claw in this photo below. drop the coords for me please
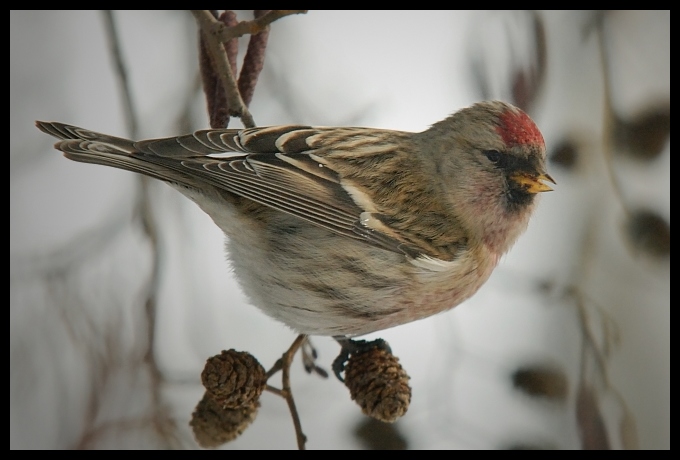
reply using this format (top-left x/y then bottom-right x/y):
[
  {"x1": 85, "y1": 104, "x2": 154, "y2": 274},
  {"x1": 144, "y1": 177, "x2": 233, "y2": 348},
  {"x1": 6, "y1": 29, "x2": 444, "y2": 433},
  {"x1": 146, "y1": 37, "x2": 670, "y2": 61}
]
[
  {"x1": 332, "y1": 346, "x2": 351, "y2": 382},
  {"x1": 332, "y1": 337, "x2": 391, "y2": 382},
  {"x1": 301, "y1": 337, "x2": 328, "y2": 378}
]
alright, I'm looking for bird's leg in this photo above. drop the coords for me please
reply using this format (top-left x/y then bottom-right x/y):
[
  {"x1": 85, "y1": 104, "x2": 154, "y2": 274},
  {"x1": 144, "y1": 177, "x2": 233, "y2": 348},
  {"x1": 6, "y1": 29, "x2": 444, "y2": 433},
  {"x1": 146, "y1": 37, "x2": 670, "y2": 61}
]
[
  {"x1": 332, "y1": 336, "x2": 392, "y2": 382},
  {"x1": 301, "y1": 337, "x2": 328, "y2": 378}
]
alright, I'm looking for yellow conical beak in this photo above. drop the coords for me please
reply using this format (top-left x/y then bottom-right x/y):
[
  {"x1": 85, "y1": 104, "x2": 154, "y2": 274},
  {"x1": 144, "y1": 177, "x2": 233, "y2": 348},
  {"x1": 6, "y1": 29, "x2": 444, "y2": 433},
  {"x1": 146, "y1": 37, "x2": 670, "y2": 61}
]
[{"x1": 511, "y1": 172, "x2": 556, "y2": 193}]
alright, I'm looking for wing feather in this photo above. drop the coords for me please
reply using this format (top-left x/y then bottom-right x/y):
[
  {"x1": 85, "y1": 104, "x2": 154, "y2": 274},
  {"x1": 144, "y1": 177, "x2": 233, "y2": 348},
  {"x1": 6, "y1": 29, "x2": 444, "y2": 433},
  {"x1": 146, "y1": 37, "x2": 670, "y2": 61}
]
[{"x1": 36, "y1": 121, "x2": 429, "y2": 257}]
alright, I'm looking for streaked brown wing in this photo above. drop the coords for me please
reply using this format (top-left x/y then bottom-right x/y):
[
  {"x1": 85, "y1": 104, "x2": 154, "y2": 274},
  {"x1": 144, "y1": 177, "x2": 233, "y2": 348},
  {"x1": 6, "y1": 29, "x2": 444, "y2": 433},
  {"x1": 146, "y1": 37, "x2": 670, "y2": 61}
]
[{"x1": 36, "y1": 122, "x2": 423, "y2": 257}]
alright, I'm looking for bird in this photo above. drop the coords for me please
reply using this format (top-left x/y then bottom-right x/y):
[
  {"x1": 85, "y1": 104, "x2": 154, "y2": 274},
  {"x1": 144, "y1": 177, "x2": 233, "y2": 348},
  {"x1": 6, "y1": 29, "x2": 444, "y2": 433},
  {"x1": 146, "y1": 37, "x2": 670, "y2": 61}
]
[{"x1": 36, "y1": 100, "x2": 554, "y2": 337}]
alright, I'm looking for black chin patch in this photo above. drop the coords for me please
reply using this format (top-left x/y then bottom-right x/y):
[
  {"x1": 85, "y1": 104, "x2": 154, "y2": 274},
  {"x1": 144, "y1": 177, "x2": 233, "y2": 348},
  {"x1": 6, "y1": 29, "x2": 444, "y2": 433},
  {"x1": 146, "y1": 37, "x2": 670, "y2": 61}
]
[{"x1": 504, "y1": 180, "x2": 535, "y2": 213}]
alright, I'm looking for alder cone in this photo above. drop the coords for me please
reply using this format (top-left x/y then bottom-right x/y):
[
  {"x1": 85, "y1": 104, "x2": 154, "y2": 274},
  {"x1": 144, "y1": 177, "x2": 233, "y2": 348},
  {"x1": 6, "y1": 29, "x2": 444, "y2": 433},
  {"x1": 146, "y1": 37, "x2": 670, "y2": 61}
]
[
  {"x1": 344, "y1": 347, "x2": 411, "y2": 423},
  {"x1": 191, "y1": 393, "x2": 260, "y2": 448},
  {"x1": 201, "y1": 349, "x2": 266, "y2": 409}
]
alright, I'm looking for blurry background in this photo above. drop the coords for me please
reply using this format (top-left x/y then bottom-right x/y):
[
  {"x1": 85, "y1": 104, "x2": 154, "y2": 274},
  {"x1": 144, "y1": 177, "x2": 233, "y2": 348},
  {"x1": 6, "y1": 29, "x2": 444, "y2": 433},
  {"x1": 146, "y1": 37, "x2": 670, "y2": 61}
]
[{"x1": 10, "y1": 11, "x2": 669, "y2": 449}]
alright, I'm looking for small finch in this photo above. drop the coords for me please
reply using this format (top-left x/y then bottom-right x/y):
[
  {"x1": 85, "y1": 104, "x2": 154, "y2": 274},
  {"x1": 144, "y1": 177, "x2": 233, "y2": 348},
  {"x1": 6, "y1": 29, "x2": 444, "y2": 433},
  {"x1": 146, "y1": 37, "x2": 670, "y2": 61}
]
[{"x1": 36, "y1": 101, "x2": 553, "y2": 337}]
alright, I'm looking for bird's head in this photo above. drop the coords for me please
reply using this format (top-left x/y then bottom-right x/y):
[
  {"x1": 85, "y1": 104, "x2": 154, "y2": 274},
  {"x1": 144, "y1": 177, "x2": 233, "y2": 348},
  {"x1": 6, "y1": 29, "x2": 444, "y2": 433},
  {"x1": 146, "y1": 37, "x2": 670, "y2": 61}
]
[{"x1": 423, "y1": 100, "x2": 554, "y2": 253}]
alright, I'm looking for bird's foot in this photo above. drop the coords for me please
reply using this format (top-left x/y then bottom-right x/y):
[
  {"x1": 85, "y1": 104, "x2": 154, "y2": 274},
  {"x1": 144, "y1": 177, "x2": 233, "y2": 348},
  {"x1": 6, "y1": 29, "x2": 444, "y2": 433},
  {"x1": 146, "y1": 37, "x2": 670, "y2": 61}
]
[{"x1": 332, "y1": 337, "x2": 392, "y2": 382}]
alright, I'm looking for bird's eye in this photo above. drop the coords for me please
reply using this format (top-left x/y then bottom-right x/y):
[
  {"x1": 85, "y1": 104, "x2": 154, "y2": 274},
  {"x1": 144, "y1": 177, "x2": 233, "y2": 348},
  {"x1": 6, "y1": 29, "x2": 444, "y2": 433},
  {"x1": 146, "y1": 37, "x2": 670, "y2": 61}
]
[{"x1": 484, "y1": 150, "x2": 502, "y2": 163}]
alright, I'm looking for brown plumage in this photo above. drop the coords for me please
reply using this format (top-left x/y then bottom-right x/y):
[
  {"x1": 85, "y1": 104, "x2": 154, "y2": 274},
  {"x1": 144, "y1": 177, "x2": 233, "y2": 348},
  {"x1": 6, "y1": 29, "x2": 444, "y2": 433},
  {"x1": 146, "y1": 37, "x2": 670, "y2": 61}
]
[{"x1": 36, "y1": 100, "x2": 553, "y2": 336}]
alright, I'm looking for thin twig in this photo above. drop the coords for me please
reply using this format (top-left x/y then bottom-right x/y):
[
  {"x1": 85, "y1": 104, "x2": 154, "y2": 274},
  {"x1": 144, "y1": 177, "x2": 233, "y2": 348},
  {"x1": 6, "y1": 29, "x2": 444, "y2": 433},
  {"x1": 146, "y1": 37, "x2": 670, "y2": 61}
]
[
  {"x1": 281, "y1": 334, "x2": 308, "y2": 450},
  {"x1": 199, "y1": 11, "x2": 238, "y2": 128},
  {"x1": 191, "y1": 10, "x2": 306, "y2": 128},
  {"x1": 193, "y1": 10, "x2": 306, "y2": 43},
  {"x1": 192, "y1": 10, "x2": 254, "y2": 127},
  {"x1": 572, "y1": 288, "x2": 638, "y2": 448},
  {"x1": 264, "y1": 385, "x2": 285, "y2": 397},
  {"x1": 264, "y1": 334, "x2": 308, "y2": 450},
  {"x1": 265, "y1": 358, "x2": 284, "y2": 380}
]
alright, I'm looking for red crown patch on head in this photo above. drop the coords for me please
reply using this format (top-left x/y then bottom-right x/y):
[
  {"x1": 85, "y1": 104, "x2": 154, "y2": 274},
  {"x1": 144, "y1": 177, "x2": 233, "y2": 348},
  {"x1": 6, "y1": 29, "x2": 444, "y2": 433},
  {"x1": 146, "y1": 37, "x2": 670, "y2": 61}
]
[{"x1": 496, "y1": 108, "x2": 544, "y2": 148}]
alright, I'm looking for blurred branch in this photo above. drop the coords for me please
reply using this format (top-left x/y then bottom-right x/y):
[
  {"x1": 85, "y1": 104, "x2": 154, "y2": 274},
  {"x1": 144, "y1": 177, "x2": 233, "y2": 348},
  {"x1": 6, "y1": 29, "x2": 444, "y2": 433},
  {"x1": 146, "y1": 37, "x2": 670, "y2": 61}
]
[
  {"x1": 100, "y1": 10, "x2": 179, "y2": 448},
  {"x1": 593, "y1": 13, "x2": 628, "y2": 218},
  {"x1": 572, "y1": 288, "x2": 638, "y2": 449},
  {"x1": 594, "y1": 13, "x2": 670, "y2": 260},
  {"x1": 101, "y1": 11, "x2": 139, "y2": 138}
]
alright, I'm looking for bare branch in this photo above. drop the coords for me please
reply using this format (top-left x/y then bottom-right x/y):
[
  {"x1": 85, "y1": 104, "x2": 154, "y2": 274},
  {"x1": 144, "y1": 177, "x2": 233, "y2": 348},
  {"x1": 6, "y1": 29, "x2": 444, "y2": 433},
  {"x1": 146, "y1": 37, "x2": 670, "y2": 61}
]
[
  {"x1": 199, "y1": 10, "x2": 238, "y2": 128},
  {"x1": 264, "y1": 334, "x2": 308, "y2": 450},
  {"x1": 193, "y1": 10, "x2": 306, "y2": 43},
  {"x1": 192, "y1": 10, "x2": 306, "y2": 127},
  {"x1": 192, "y1": 10, "x2": 255, "y2": 128}
]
